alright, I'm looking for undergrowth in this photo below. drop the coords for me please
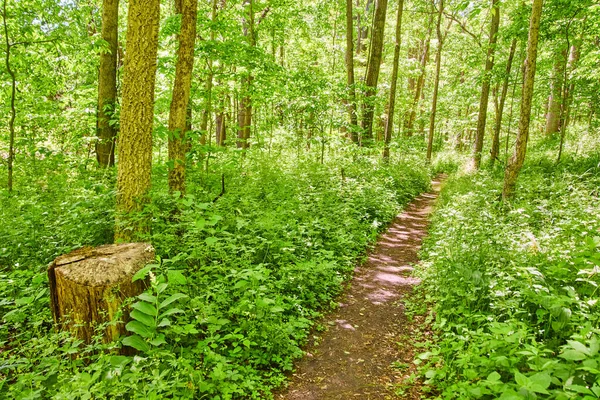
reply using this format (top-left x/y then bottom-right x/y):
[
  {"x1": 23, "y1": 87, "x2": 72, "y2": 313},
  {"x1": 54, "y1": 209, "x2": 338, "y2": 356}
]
[
  {"x1": 413, "y1": 140, "x2": 600, "y2": 399},
  {"x1": 0, "y1": 147, "x2": 431, "y2": 399}
]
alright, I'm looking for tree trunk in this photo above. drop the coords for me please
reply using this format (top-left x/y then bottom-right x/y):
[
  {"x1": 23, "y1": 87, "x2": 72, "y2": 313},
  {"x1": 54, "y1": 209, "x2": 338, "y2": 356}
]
[
  {"x1": 115, "y1": 0, "x2": 160, "y2": 241},
  {"x1": 2, "y1": 0, "x2": 15, "y2": 192},
  {"x1": 96, "y1": 0, "x2": 119, "y2": 168},
  {"x1": 200, "y1": 0, "x2": 218, "y2": 142},
  {"x1": 502, "y1": 0, "x2": 543, "y2": 200},
  {"x1": 383, "y1": 0, "x2": 404, "y2": 159},
  {"x1": 237, "y1": 0, "x2": 256, "y2": 149},
  {"x1": 346, "y1": 0, "x2": 359, "y2": 143},
  {"x1": 544, "y1": 48, "x2": 567, "y2": 135},
  {"x1": 360, "y1": 0, "x2": 388, "y2": 144},
  {"x1": 48, "y1": 243, "x2": 154, "y2": 346},
  {"x1": 472, "y1": 0, "x2": 500, "y2": 169},
  {"x1": 490, "y1": 38, "x2": 517, "y2": 167},
  {"x1": 167, "y1": 0, "x2": 197, "y2": 195},
  {"x1": 426, "y1": 0, "x2": 444, "y2": 162},
  {"x1": 405, "y1": 12, "x2": 433, "y2": 136}
]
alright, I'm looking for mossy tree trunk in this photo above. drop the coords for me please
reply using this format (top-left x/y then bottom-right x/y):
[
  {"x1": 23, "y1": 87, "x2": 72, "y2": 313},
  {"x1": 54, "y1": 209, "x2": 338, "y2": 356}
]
[
  {"x1": 490, "y1": 38, "x2": 517, "y2": 167},
  {"x1": 426, "y1": 0, "x2": 445, "y2": 163},
  {"x1": 346, "y1": 0, "x2": 359, "y2": 143},
  {"x1": 472, "y1": 0, "x2": 500, "y2": 169},
  {"x1": 96, "y1": 0, "x2": 119, "y2": 168},
  {"x1": 115, "y1": 0, "x2": 160, "y2": 241},
  {"x1": 383, "y1": 0, "x2": 404, "y2": 159},
  {"x1": 502, "y1": 0, "x2": 543, "y2": 200},
  {"x1": 167, "y1": 0, "x2": 198, "y2": 195},
  {"x1": 360, "y1": 0, "x2": 388, "y2": 144}
]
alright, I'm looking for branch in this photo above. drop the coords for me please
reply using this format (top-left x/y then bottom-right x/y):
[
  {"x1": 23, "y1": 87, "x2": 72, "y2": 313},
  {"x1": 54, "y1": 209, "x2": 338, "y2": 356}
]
[{"x1": 442, "y1": 10, "x2": 482, "y2": 48}]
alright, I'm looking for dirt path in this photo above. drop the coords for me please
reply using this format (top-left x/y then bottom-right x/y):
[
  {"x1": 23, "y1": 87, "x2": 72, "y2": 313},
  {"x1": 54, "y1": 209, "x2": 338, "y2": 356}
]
[{"x1": 276, "y1": 177, "x2": 444, "y2": 400}]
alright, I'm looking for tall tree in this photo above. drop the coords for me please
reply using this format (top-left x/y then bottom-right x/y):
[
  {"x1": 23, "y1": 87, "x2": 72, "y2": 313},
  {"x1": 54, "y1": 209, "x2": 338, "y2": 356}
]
[
  {"x1": 426, "y1": 0, "x2": 445, "y2": 162},
  {"x1": 237, "y1": 0, "x2": 255, "y2": 149},
  {"x1": 383, "y1": 0, "x2": 404, "y2": 159},
  {"x1": 472, "y1": 0, "x2": 500, "y2": 169},
  {"x1": 544, "y1": 48, "x2": 567, "y2": 135},
  {"x1": 405, "y1": 11, "x2": 434, "y2": 136},
  {"x1": 502, "y1": 0, "x2": 543, "y2": 200},
  {"x1": 199, "y1": 0, "x2": 218, "y2": 146},
  {"x1": 96, "y1": 0, "x2": 119, "y2": 168},
  {"x1": 490, "y1": 38, "x2": 517, "y2": 167},
  {"x1": 115, "y1": 0, "x2": 160, "y2": 240},
  {"x1": 2, "y1": 0, "x2": 16, "y2": 192},
  {"x1": 346, "y1": 0, "x2": 359, "y2": 143},
  {"x1": 167, "y1": 0, "x2": 198, "y2": 194},
  {"x1": 360, "y1": 0, "x2": 388, "y2": 144}
]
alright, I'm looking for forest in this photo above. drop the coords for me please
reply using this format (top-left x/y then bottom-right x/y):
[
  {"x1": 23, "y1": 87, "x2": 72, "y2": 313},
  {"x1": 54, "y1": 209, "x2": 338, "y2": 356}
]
[{"x1": 0, "y1": 0, "x2": 599, "y2": 398}]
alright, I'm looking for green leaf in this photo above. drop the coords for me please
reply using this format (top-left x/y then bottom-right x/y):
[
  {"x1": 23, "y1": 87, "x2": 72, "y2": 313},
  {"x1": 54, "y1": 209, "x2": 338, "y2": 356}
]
[
  {"x1": 157, "y1": 318, "x2": 171, "y2": 327},
  {"x1": 159, "y1": 293, "x2": 187, "y2": 310},
  {"x1": 109, "y1": 356, "x2": 130, "y2": 367},
  {"x1": 122, "y1": 335, "x2": 150, "y2": 353},
  {"x1": 487, "y1": 371, "x2": 501, "y2": 382},
  {"x1": 167, "y1": 270, "x2": 187, "y2": 285},
  {"x1": 130, "y1": 309, "x2": 156, "y2": 328},
  {"x1": 132, "y1": 264, "x2": 155, "y2": 282},
  {"x1": 131, "y1": 301, "x2": 157, "y2": 317},
  {"x1": 514, "y1": 371, "x2": 529, "y2": 387},
  {"x1": 125, "y1": 320, "x2": 153, "y2": 338},
  {"x1": 158, "y1": 308, "x2": 184, "y2": 319},
  {"x1": 567, "y1": 340, "x2": 590, "y2": 356},
  {"x1": 138, "y1": 292, "x2": 157, "y2": 303},
  {"x1": 156, "y1": 283, "x2": 168, "y2": 294},
  {"x1": 149, "y1": 334, "x2": 166, "y2": 347},
  {"x1": 205, "y1": 237, "x2": 219, "y2": 246},
  {"x1": 529, "y1": 372, "x2": 551, "y2": 393},
  {"x1": 560, "y1": 349, "x2": 587, "y2": 361}
]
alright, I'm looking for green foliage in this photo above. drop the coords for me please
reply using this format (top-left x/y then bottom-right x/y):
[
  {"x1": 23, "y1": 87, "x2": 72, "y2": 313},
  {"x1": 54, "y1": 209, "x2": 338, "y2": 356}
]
[
  {"x1": 0, "y1": 148, "x2": 430, "y2": 399},
  {"x1": 412, "y1": 143, "x2": 600, "y2": 399}
]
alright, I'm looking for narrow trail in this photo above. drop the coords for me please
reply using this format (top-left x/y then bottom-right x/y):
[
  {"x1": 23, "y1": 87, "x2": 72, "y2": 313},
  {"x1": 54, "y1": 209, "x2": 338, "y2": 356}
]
[{"x1": 277, "y1": 177, "x2": 445, "y2": 400}]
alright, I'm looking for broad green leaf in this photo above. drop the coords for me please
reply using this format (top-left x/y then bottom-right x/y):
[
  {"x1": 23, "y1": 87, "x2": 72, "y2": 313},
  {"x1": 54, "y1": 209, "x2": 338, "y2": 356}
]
[
  {"x1": 205, "y1": 237, "x2": 219, "y2": 246},
  {"x1": 560, "y1": 349, "x2": 587, "y2": 361},
  {"x1": 167, "y1": 270, "x2": 187, "y2": 285},
  {"x1": 122, "y1": 335, "x2": 149, "y2": 353},
  {"x1": 487, "y1": 371, "x2": 501, "y2": 382},
  {"x1": 125, "y1": 320, "x2": 153, "y2": 338},
  {"x1": 132, "y1": 264, "x2": 155, "y2": 282},
  {"x1": 158, "y1": 308, "x2": 184, "y2": 319},
  {"x1": 131, "y1": 301, "x2": 157, "y2": 317},
  {"x1": 138, "y1": 292, "x2": 157, "y2": 303},
  {"x1": 130, "y1": 309, "x2": 156, "y2": 328},
  {"x1": 149, "y1": 334, "x2": 166, "y2": 347},
  {"x1": 159, "y1": 293, "x2": 187, "y2": 310},
  {"x1": 514, "y1": 371, "x2": 529, "y2": 387},
  {"x1": 567, "y1": 340, "x2": 590, "y2": 355}
]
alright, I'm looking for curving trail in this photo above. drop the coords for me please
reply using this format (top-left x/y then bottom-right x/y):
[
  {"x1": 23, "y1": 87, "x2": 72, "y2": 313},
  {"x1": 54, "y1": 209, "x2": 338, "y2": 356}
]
[{"x1": 276, "y1": 176, "x2": 445, "y2": 400}]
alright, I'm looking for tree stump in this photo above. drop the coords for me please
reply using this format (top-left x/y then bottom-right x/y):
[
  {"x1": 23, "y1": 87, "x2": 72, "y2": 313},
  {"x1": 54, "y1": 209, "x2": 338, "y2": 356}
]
[{"x1": 48, "y1": 243, "x2": 155, "y2": 344}]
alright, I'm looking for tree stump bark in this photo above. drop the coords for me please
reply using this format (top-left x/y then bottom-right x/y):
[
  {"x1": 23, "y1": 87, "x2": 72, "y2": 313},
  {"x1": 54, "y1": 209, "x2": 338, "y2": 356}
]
[{"x1": 47, "y1": 243, "x2": 155, "y2": 344}]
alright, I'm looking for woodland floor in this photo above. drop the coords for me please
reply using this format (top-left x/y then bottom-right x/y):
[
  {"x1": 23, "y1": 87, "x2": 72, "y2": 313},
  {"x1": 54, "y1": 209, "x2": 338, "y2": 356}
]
[{"x1": 276, "y1": 176, "x2": 445, "y2": 400}]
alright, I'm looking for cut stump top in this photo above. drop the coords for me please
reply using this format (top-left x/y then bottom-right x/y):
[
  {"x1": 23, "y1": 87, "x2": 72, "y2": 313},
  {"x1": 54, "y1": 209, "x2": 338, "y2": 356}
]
[{"x1": 50, "y1": 243, "x2": 155, "y2": 286}]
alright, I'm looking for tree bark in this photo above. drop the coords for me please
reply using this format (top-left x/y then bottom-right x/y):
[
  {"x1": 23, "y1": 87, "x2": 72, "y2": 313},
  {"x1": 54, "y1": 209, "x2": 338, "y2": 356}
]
[
  {"x1": 2, "y1": 0, "x2": 15, "y2": 192},
  {"x1": 426, "y1": 0, "x2": 445, "y2": 162},
  {"x1": 115, "y1": 0, "x2": 160, "y2": 241},
  {"x1": 48, "y1": 243, "x2": 154, "y2": 346},
  {"x1": 472, "y1": 0, "x2": 500, "y2": 169},
  {"x1": 360, "y1": 0, "x2": 388, "y2": 144},
  {"x1": 544, "y1": 48, "x2": 567, "y2": 135},
  {"x1": 490, "y1": 38, "x2": 517, "y2": 167},
  {"x1": 237, "y1": 0, "x2": 257, "y2": 149},
  {"x1": 346, "y1": 0, "x2": 359, "y2": 143},
  {"x1": 167, "y1": 0, "x2": 198, "y2": 195},
  {"x1": 96, "y1": 0, "x2": 119, "y2": 168},
  {"x1": 200, "y1": 0, "x2": 218, "y2": 143},
  {"x1": 502, "y1": 0, "x2": 543, "y2": 200},
  {"x1": 405, "y1": 12, "x2": 434, "y2": 136},
  {"x1": 383, "y1": 0, "x2": 404, "y2": 159}
]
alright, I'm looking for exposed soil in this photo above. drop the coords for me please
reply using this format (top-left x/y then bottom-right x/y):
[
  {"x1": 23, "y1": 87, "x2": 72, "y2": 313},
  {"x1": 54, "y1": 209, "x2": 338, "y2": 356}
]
[{"x1": 276, "y1": 177, "x2": 445, "y2": 400}]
